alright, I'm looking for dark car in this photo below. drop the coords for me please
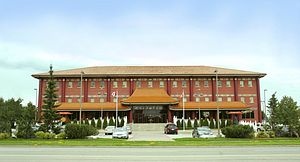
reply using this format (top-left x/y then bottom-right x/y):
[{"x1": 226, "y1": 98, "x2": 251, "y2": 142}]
[{"x1": 164, "y1": 123, "x2": 178, "y2": 134}]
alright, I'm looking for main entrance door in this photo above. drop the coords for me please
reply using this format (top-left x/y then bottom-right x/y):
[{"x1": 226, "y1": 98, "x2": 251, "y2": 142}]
[{"x1": 132, "y1": 105, "x2": 168, "y2": 123}]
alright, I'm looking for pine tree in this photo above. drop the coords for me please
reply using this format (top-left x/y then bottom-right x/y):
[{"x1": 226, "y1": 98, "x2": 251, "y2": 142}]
[
  {"x1": 91, "y1": 118, "x2": 96, "y2": 127},
  {"x1": 103, "y1": 118, "x2": 108, "y2": 129},
  {"x1": 176, "y1": 120, "x2": 182, "y2": 130},
  {"x1": 187, "y1": 119, "x2": 192, "y2": 129},
  {"x1": 193, "y1": 119, "x2": 199, "y2": 128},
  {"x1": 96, "y1": 118, "x2": 102, "y2": 129},
  {"x1": 267, "y1": 93, "x2": 279, "y2": 130},
  {"x1": 203, "y1": 119, "x2": 209, "y2": 126},
  {"x1": 42, "y1": 65, "x2": 60, "y2": 132},
  {"x1": 109, "y1": 117, "x2": 115, "y2": 126},
  {"x1": 209, "y1": 119, "x2": 214, "y2": 129},
  {"x1": 84, "y1": 118, "x2": 89, "y2": 125},
  {"x1": 120, "y1": 118, "x2": 125, "y2": 127}
]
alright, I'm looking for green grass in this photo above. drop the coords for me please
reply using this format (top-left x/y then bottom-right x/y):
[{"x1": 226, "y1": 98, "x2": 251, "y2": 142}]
[{"x1": 0, "y1": 138, "x2": 299, "y2": 146}]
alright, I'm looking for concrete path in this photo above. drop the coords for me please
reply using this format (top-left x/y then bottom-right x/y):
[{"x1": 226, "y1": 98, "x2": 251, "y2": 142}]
[{"x1": 128, "y1": 131, "x2": 173, "y2": 141}]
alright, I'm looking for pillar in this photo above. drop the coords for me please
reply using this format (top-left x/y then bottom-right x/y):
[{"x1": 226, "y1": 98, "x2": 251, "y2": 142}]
[
  {"x1": 189, "y1": 78, "x2": 193, "y2": 101},
  {"x1": 211, "y1": 78, "x2": 215, "y2": 101},
  {"x1": 129, "y1": 79, "x2": 134, "y2": 95},
  {"x1": 107, "y1": 79, "x2": 111, "y2": 102},
  {"x1": 128, "y1": 110, "x2": 133, "y2": 123},
  {"x1": 168, "y1": 110, "x2": 172, "y2": 123},
  {"x1": 167, "y1": 78, "x2": 171, "y2": 95},
  {"x1": 256, "y1": 78, "x2": 262, "y2": 122},
  {"x1": 84, "y1": 79, "x2": 88, "y2": 102},
  {"x1": 233, "y1": 78, "x2": 238, "y2": 101},
  {"x1": 61, "y1": 78, "x2": 66, "y2": 102},
  {"x1": 38, "y1": 79, "x2": 43, "y2": 120}
]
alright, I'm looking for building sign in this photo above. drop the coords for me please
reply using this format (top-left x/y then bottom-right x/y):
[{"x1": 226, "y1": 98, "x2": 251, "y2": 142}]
[{"x1": 132, "y1": 105, "x2": 163, "y2": 110}]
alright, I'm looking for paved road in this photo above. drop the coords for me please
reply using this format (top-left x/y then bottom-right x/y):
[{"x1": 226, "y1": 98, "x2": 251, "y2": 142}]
[{"x1": 0, "y1": 146, "x2": 300, "y2": 162}]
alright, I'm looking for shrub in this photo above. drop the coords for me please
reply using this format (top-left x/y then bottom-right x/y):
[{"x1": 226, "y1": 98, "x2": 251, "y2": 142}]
[
  {"x1": 84, "y1": 119, "x2": 90, "y2": 125},
  {"x1": 256, "y1": 131, "x2": 270, "y2": 138},
  {"x1": 57, "y1": 132, "x2": 66, "y2": 139},
  {"x1": 177, "y1": 120, "x2": 182, "y2": 130},
  {"x1": 193, "y1": 119, "x2": 199, "y2": 128},
  {"x1": 108, "y1": 118, "x2": 115, "y2": 126},
  {"x1": 44, "y1": 132, "x2": 56, "y2": 139},
  {"x1": 221, "y1": 125, "x2": 254, "y2": 138},
  {"x1": 65, "y1": 123, "x2": 98, "y2": 139},
  {"x1": 120, "y1": 118, "x2": 125, "y2": 127},
  {"x1": 35, "y1": 131, "x2": 45, "y2": 139},
  {"x1": 227, "y1": 120, "x2": 232, "y2": 127},
  {"x1": 16, "y1": 123, "x2": 34, "y2": 138},
  {"x1": 220, "y1": 119, "x2": 226, "y2": 128},
  {"x1": 96, "y1": 118, "x2": 102, "y2": 129},
  {"x1": 187, "y1": 119, "x2": 192, "y2": 129},
  {"x1": 91, "y1": 118, "x2": 96, "y2": 127},
  {"x1": 103, "y1": 118, "x2": 108, "y2": 129},
  {"x1": 34, "y1": 131, "x2": 55, "y2": 139},
  {"x1": 267, "y1": 131, "x2": 275, "y2": 138},
  {"x1": 0, "y1": 133, "x2": 10, "y2": 139},
  {"x1": 209, "y1": 119, "x2": 215, "y2": 129},
  {"x1": 203, "y1": 119, "x2": 209, "y2": 126},
  {"x1": 73, "y1": 119, "x2": 78, "y2": 124}
]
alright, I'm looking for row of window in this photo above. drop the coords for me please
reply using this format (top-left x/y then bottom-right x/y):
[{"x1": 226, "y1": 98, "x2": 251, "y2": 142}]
[
  {"x1": 64, "y1": 80, "x2": 254, "y2": 89},
  {"x1": 67, "y1": 96, "x2": 255, "y2": 104}
]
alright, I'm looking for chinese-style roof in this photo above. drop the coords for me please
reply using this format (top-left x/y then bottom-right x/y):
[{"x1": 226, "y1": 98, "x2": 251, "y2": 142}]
[
  {"x1": 55, "y1": 102, "x2": 130, "y2": 111},
  {"x1": 32, "y1": 66, "x2": 266, "y2": 78},
  {"x1": 122, "y1": 88, "x2": 178, "y2": 105},
  {"x1": 170, "y1": 102, "x2": 250, "y2": 110}
]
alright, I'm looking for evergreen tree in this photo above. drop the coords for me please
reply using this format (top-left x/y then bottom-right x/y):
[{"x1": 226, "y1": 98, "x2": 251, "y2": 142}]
[
  {"x1": 187, "y1": 119, "x2": 192, "y2": 129},
  {"x1": 96, "y1": 118, "x2": 102, "y2": 129},
  {"x1": 16, "y1": 102, "x2": 36, "y2": 138},
  {"x1": 209, "y1": 119, "x2": 214, "y2": 129},
  {"x1": 84, "y1": 118, "x2": 89, "y2": 125},
  {"x1": 120, "y1": 118, "x2": 125, "y2": 127},
  {"x1": 203, "y1": 119, "x2": 209, "y2": 126},
  {"x1": 267, "y1": 93, "x2": 279, "y2": 130},
  {"x1": 176, "y1": 120, "x2": 182, "y2": 130},
  {"x1": 91, "y1": 118, "x2": 96, "y2": 127},
  {"x1": 109, "y1": 117, "x2": 115, "y2": 126},
  {"x1": 42, "y1": 65, "x2": 60, "y2": 132},
  {"x1": 103, "y1": 118, "x2": 108, "y2": 129},
  {"x1": 193, "y1": 119, "x2": 199, "y2": 128}
]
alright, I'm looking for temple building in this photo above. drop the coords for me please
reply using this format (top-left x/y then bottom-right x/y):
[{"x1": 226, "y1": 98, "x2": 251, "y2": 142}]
[{"x1": 32, "y1": 66, "x2": 266, "y2": 124}]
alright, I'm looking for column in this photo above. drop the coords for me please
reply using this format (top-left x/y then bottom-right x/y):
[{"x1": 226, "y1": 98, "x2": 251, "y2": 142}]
[
  {"x1": 211, "y1": 78, "x2": 215, "y2": 101},
  {"x1": 168, "y1": 109, "x2": 172, "y2": 123},
  {"x1": 107, "y1": 79, "x2": 111, "y2": 102},
  {"x1": 167, "y1": 78, "x2": 171, "y2": 95},
  {"x1": 61, "y1": 79, "x2": 66, "y2": 102},
  {"x1": 84, "y1": 79, "x2": 88, "y2": 102},
  {"x1": 189, "y1": 78, "x2": 193, "y2": 101},
  {"x1": 128, "y1": 110, "x2": 133, "y2": 123},
  {"x1": 38, "y1": 79, "x2": 43, "y2": 120},
  {"x1": 129, "y1": 79, "x2": 134, "y2": 95},
  {"x1": 233, "y1": 78, "x2": 238, "y2": 101},
  {"x1": 256, "y1": 78, "x2": 262, "y2": 122}
]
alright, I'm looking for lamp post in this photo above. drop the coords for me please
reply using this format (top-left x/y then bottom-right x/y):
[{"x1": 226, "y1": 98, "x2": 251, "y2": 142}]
[
  {"x1": 215, "y1": 69, "x2": 221, "y2": 137},
  {"x1": 34, "y1": 88, "x2": 38, "y2": 121},
  {"x1": 79, "y1": 71, "x2": 84, "y2": 125},
  {"x1": 264, "y1": 89, "x2": 267, "y2": 124}
]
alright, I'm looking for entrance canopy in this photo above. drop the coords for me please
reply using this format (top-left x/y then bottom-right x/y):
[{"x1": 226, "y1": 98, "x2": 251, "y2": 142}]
[
  {"x1": 122, "y1": 88, "x2": 178, "y2": 105},
  {"x1": 55, "y1": 102, "x2": 130, "y2": 111},
  {"x1": 170, "y1": 102, "x2": 250, "y2": 110}
]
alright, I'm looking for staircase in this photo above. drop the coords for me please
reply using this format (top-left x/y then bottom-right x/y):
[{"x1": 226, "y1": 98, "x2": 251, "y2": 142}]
[{"x1": 131, "y1": 123, "x2": 166, "y2": 131}]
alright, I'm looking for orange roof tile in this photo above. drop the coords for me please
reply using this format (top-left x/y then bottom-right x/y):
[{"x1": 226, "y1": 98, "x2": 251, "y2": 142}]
[
  {"x1": 122, "y1": 88, "x2": 178, "y2": 104},
  {"x1": 32, "y1": 66, "x2": 266, "y2": 78},
  {"x1": 55, "y1": 102, "x2": 130, "y2": 111},
  {"x1": 171, "y1": 102, "x2": 250, "y2": 110}
]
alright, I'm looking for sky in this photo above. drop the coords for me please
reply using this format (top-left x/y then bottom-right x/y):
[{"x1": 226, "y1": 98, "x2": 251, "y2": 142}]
[{"x1": 0, "y1": 0, "x2": 299, "y2": 106}]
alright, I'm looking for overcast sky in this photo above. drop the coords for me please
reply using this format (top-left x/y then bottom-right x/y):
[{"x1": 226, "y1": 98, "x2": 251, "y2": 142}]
[{"x1": 0, "y1": 0, "x2": 299, "y2": 105}]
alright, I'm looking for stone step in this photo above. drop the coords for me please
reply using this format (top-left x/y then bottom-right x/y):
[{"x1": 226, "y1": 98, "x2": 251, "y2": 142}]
[{"x1": 131, "y1": 123, "x2": 166, "y2": 131}]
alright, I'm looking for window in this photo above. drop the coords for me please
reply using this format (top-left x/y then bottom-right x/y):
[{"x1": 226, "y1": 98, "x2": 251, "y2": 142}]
[
  {"x1": 159, "y1": 81, "x2": 164, "y2": 88},
  {"x1": 77, "y1": 82, "x2": 81, "y2": 88},
  {"x1": 227, "y1": 97, "x2": 232, "y2": 102},
  {"x1": 113, "y1": 97, "x2": 117, "y2": 102},
  {"x1": 148, "y1": 81, "x2": 153, "y2": 88},
  {"x1": 248, "y1": 80, "x2": 253, "y2": 87},
  {"x1": 182, "y1": 80, "x2": 187, "y2": 88},
  {"x1": 195, "y1": 97, "x2": 200, "y2": 102},
  {"x1": 122, "y1": 81, "x2": 127, "y2": 88},
  {"x1": 77, "y1": 97, "x2": 81, "y2": 103},
  {"x1": 226, "y1": 81, "x2": 231, "y2": 87},
  {"x1": 240, "y1": 81, "x2": 244, "y2": 87},
  {"x1": 68, "y1": 81, "x2": 73, "y2": 88},
  {"x1": 250, "y1": 97, "x2": 254, "y2": 103},
  {"x1": 204, "y1": 80, "x2": 209, "y2": 87},
  {"x1": 136, "y1": 81, "x2": 141, "y2": 88},
  {"x1": 90, "y1": 98, "x2": 95, "y2": 103},
  {"x1": 183, "y1": 97, "x2": 187, "y2": 102},
  {"x1": 113, "y1": 81, "x2": 118, "y2": 88},
  {"x1": 172, "y1": 81, "x2": 178, "y2": 88},
  {"x1": 218, "y1": 97, "x2": 222, "y2": 102},
  {"x1": 100, "y1": 98, "x2": 105, "y2": 103},
  {"x1": 195, "y1": 81, "x2": 200, "y2": 87},
  {"x1": 67, "y1": 98, "x2": 72, "y2": 103},
  {"x1": 90, "y1": 81, "x2": 95, "y2": 88},
  {"x1": 217, "y1": 80, "x2": 222, "y2": 87},
  {"x1": 55, "y1": 82, "x2": 59, "y2": 88},
  {"x1": 100, "y1": 81, "x2": 105, "y2": 89},
  {"x1": 241, "y1": 97, "x2": 245, "y2": 103},
  {"x1": 205, "y1": 97, "x2": 209, "y2": 102}
]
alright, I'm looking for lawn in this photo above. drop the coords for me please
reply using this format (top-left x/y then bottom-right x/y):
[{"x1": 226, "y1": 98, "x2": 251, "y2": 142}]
[{"x1": 0, "y1": 138, "x2": 299, "y2": 146}]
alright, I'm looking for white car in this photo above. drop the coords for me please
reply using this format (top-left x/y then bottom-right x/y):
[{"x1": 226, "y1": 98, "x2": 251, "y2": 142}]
[
  {"x1": 123, "y1": 125, "x2": 132, "y2": 134},
  {"x1": 104, "y1": 126, "x2": 115, "y2": 135},
  {"x1": 112, "y1": 127, "x2": 129, "y2": 139}
]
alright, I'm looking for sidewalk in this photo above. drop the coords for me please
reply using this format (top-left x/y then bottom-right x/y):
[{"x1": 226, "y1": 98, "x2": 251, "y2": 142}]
[{"x1": 128, "y1": 131, "x2": 174, "y2": 141}]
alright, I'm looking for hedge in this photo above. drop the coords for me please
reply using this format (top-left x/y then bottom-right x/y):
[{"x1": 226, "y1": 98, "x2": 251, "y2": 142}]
[
  {"x1": 65, "y1": 123, "x2": 98, "y2": 139},
  {"x1": 221, "y1": 125, "x2": 254, "y2": 138}
]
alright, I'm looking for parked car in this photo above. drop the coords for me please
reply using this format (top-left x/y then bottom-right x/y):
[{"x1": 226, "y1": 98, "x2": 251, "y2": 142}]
[
  {"x1": 112, "y1": 127, "x2": 129, "y2": 139},
  {"x1": 192, "y1": 127, "x2": 216, "y2": 138},
  {"x1": 105, "y1": 126, "x2": 115, "y2": 135},
  {"x1": 123, "y1": 125, "x2": 132, "y2": 134},
  {"x1": 164, "y1": 123, "x2": 178, "y2": 134}
]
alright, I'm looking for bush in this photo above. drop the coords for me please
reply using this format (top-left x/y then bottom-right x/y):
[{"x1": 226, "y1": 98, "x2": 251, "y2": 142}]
[
  {"x1": 193, "y1": 119, "x2": 199, "y2": 128},
  {"x1": 177, "y1": 120, "x2": 182, "y2": 130},
  {"x1": 221, "y1": 125, "x2": 254, "y2": 138},
  {"x1": 227, "y1": 120, "x2": 232, "y2": 127},
  {"x1": 16, "y1": 123, "x2": 34, "y2": 138},
  {"x1": 267, "y1": 131, "x2": 275, "y2": 138},
  {"x1": 108, "y1": 118, "x2": 115, "y2": 126},
  {"x1": 187, "y1": 119, "x2": 192, "y2": 129},
  {"x1": 34, "y1": 131, "x2": 55, "y2": 139},
  {"x1": 96, "y1": 118, "x2": 102, "y2": 129},
  {"x1": 73, "y1": 119, "x2": 78, "y2": 124},
  {"x1": 203, "y1": 119, "x2": 209, "y2": 126},
  {"x1": 84, "y1": 119, "x2": 90, "y2": 125},
  {"x1": 120, "y1": 118, "x2": 125, "y2": 127},
  {"x1": 57, "y1": 132, "x2": 66, "y2": 139},
  {"x1": 220, "y1": 119, "x2": 226, "y2": 128},
  {"x1": 65, "y1": 123, "x2": 98, "y2": 139},
  {"x1": 256, "y1": 131, "x2": 270, "y2": 138},
  {"x1": 91, "y1": 118, "x2": 96, "y2": 127},
  {"x1": 209, "y1": 119, "x2": 215, "y2": 129},
  {"x1": 0, "y1": 133, "x2": 10, "y2": 139},
  {"x1": 103, "y1": 118, "x2": 108, "y2": 129}
]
